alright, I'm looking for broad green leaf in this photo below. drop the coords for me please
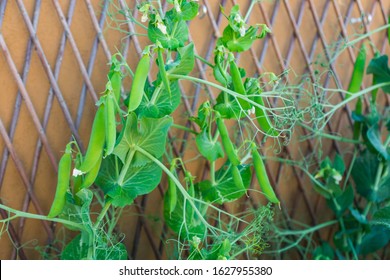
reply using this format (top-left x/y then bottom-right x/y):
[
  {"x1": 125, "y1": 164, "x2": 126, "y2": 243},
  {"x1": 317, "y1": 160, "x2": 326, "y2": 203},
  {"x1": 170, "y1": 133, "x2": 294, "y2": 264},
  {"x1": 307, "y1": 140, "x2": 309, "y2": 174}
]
[
  {"x1": 333, "y1": 154, "x2": 346, "y2": 175},
  {"x1": 113, "y1": 113, "x2": 172, "y2": 166},
  {"x1": 366, "y1": 124, "x2": 389, "y2": 160},
  {"x1": 350, "y1": 207, "x2": 368, "y2": 225},
  {"x1": 371, "y1": 206, "x2": 390, "y2": 229},
  {"x1": 148, "y1": 11, "x2": 188, "y2": 50},
  {"x1": 313, "y1": 242, "x2": 335, "y2": 260},
  {"x1": 219, "y1": 25, "x2": 269, "y2": 53},
  {"x1": 202, "y1": 239, "x2": 232, "y2": 260},
  {"x1": 167, "y1": 43, "x2": 195, "y2": 76},
  {"x1": 358, "y1": 226, "x2": 390, "y2": 256},
  {"x1": 351, "y1": 150, "x2": 390, "y2": 202},
  {"x1": 195, "y1": 129, "x2": 224, "y2": 162},
  {"x1": 61, "y1": 234, "x2": 88, "y2": 260},
  {"x1": 190, "y1": 101, "x2": 211, "y2": 129},
  {"x1": 197, "y1": 163, "x2": 252, "y2": 204},
  {"x1": 213, "y1": 49, "x2": 231, "y2": 86},
  {"x1": 326, "y1": 186, "x2": 354, "y2": 217},
  {"x1": 171, "y1": 1, "x2": 199, "y2": 21},
  {"x1": 163, "y1": 181, "x2": 207, "y2": 240},
  {"x1": 95, "y1": 155, "x2": 162, "y2": 207},
  {"x1": 333, "y1": 230, "x2": 351, "y2": 253},
  {"x1": 214, "y1": 91, "x2": 242, "y2": 119},
  {"x1": 61, "y1": 234, "x2": 128, "y2": 260},
  {"x1": 366, "y1": 55, "x2": 390, "y2": 93},
  {"x1": 136, "y1": 81, "x2": 181, "y2": 119}
]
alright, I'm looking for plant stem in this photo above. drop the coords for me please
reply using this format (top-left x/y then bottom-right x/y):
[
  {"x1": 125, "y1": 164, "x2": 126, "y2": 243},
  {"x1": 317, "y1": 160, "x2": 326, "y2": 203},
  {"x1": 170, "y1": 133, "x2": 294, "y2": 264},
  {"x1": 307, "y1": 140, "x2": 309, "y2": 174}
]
[
  {"x1": 195, "y1": 54, "x2": 213, "y2": 68},
  {"x1": 169, "y1": 74, "x2": 289, "y2": 112},
  {"x1": 0, "y1": 203, "x2": 84, "y2": 231},
  {"x1": 150, "y1": 84, "x2": 163, "y2": 104},
  {"x1": 299, "y1": 123, "x2": 362, "y2": 144},
  {"x1": 275, "y1": 220, "x2": 338, "y2": 236},
  {"x1": 321, "y1": 82, "x2": 390, "y2": 118},
  {"x1": 134, "y1": 145, "x2": 219, "y2": 237},
  {"x1": 210, "y1": 161, "x2": 216, "y2": 185},
  {"x1": 118, "y1": 149, "x2": 135, "y2": 186},
  {"x1": 93, "y1": 201, "x2": 112, "y2": 230},
  {"x1": 338, "y1": 216, "x2": 358, "y2": 260},
  {"x1": 171, "y1": 123, "x2": 198, "y2": 135},
  {"x1": 244, "y1": 0, "x2": 257, "y2": 22}
]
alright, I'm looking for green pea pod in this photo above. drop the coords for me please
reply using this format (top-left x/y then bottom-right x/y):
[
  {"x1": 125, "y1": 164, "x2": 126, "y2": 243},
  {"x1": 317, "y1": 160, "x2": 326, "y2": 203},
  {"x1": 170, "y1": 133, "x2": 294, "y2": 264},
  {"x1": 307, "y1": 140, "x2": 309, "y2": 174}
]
[
  {"x1": 186, "y1": 173, "x2": 195, "y2": 222},
  {"x1": 81, "y1": 152, "x2": 103, "y2": 189},
  {"x1": 216, "y1": 113, "x2": 240, "y2": 166},
  {"x1": 254, "y1": 96, "x2": 278, "y2": 137},
  {"x1": 251, "y1": 145, "x2": 280, "y2": 205},
  {"x1": 229, "y1": 60, "x2": 251, "y2": 110},
  {"x1": 128, "y1": 53, "x2": 150, "y2": 112},
  {"x1": 347, "y1": 43, "x2": 366, "y2": 97},
  {"x1": 72, "y1": 155, "x2": 83, "y2": 206},
  {"x1": 48, "y1": 143, "x2": 72, "y2": 218},
  {"x1": 77, "y1": 104, "x2": 105, "y2": 174},
  {"x1": 166, "y1": 165, "x2": 178, "y2": 216},
  {"x1": 157, "y1": 47, "x2": 171, "y2": 96},
  {"x1": 231, "y1": 165, "x2": 245, "y2": 192},
  {"x1": 104, "y1": 94, "x2": 116, "y2": 157},
  {"x1": 110, "y1": 71, "x2": 121, "y2": 103},
  {"x1": 347, "y1": 43, "x2": 366, "y2": 140}
]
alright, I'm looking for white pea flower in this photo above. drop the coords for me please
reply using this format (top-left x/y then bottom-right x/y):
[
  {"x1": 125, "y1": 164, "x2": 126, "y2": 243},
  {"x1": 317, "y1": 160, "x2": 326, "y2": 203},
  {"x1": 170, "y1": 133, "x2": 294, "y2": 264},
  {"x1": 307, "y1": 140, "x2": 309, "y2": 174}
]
[
  {"x1": 192, "y1": 236, "x2": 201, "y2": 247},
  {"x1": 239, "y1": 25, "x2": 246, "y2": 37},
  {"x1": 332, "y1": 172, "x2": 342, "y2": 184},
  {"x1": 157, "y1": 22, "x2": 167, "y2": 34},
  {"x1": 72, "y1": 168, "x2": 84, "y2": 177},
  {"x1": 141, "y1": 13, "x2": 148, "y2": 23},
  {"x1": 174, "y1": 0, "x2": 181, "y2": 13},
  {"x1": 234, "y1": 13, "x2": 242, "y2": 24},
  {"x1": 247, "y1": 107, "x2": 255, "y2": 115}
]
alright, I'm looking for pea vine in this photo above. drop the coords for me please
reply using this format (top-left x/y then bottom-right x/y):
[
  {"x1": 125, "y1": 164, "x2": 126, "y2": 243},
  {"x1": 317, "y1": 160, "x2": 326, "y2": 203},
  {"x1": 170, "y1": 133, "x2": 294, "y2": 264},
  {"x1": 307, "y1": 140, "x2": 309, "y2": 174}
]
[{"x1": 1, "y1": 1, "x2": 389, "y2": 260}]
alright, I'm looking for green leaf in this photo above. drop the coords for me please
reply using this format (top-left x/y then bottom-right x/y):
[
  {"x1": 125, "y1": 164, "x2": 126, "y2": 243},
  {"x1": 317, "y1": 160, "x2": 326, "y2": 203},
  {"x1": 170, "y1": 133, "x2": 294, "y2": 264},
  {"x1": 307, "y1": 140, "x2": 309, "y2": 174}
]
[
  {"x1": 326, "y1": 186, "x2": 354, "y2": 217},
  {"x1": 213, "y1": 91, "x2": 242, "y2": 119},
  {"x1": 366, "y1": 124, "x2": 389, "y2": 160},
  {"x1": 61, "y1": 234, "x2": 89, "y2": 260},
  {"x1": 204, "y1": 239, "x2": 232, "y2": 260},
  {"x1": 172, "y1": 1, "x2": 199, "y2": 21},
  {"x1": 137, "y1": 81, "x2": 181, "y2": 119},
  {"x1": 95, "y1": 155, "x2": 162, "y2": 207},
  {"x1": 61, "y1": 234, "x2": 128, "y2": 260},
  {"x1": 167, "y1": 43, "x2": 195, "y2": 76},
  {"x1": 351, "y1": 150, "x2": 390, "y2": 202},
  {"x1": 195, "y1": 130, "x2": 224, "y2": 162},
  {"x1": 333, "y1": 154, "x2": 346, "y2": 175},
  {"x1": 148, "y1": 11, "x2": 189, "y2": 50},
  {"x1": 371, "y1": 206, "x2": 390, "y2": 229},
  {"x1": 358, "y1": 226, "x2": 390, "y2": 256},
  {"x1": 197, "y1": 163, "x2": 252, "y2": 204},
  {"x1": 219, "y1": 25, "x2": 269, "y2": 53},
  {"x1": 163, "y1": 182, "x2": 207, "y2": 240},
  {"x1": 190, "y1": 101, "x2": 211, "y2": 129},
  {"x1": 113, "y1": 113, "x2": 172, "y2": 166},
  {"x1": 366, "y1": 55, "x2": 390, "y2": 93},
  {"x1": 313, "y1": 242, "x2": 335, "y2": 260},
  {"x1": 350, "y1": 207, "x2": 368, "y2": 225}
]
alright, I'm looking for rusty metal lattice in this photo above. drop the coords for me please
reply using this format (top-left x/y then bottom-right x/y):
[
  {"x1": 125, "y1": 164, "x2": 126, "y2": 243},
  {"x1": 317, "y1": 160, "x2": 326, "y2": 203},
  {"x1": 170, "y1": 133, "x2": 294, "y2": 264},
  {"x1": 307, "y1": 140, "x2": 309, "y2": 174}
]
[{"x1": 0, "y1": 0, "x2": 389, "y2": 260}]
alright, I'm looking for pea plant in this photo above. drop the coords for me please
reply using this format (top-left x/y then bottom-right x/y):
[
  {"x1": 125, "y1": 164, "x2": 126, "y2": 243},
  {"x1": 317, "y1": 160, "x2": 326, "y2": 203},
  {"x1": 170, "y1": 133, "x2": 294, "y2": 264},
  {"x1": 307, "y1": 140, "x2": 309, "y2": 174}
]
[
  {"x1": 260, "y1": 28, "x2": 390, "y2": 259},
  {"x1": 310, "y1": 41, "x2": 390, "y2": 260},
  {"x1": 1, "y1": 1, "x2": 298, "y2": 260},
  {"x1": 1, "y1": 0, "x2": 388, "y2": 261}
]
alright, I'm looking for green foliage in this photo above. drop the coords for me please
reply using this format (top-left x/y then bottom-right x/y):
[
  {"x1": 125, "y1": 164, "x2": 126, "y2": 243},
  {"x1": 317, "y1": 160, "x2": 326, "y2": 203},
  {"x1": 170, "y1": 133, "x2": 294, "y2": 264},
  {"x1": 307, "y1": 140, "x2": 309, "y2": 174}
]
[{"x1": 5, "y1": 1, "x2": 390, "y2": 261}]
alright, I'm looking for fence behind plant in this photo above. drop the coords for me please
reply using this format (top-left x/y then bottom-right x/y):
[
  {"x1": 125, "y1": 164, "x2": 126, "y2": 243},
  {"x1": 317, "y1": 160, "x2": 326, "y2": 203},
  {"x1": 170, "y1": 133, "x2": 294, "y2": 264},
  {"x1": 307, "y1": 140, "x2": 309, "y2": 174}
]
[{"x1": 0, "y1": 0, "x2": 389, "y2": 259}]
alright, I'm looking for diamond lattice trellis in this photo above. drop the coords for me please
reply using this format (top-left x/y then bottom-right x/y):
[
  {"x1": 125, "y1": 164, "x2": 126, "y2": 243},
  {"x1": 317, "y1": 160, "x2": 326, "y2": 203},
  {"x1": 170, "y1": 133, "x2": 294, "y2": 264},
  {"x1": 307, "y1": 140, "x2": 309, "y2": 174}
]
[{"x1": 0, "y1": 0, "x2": 389, "y2": 259}]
